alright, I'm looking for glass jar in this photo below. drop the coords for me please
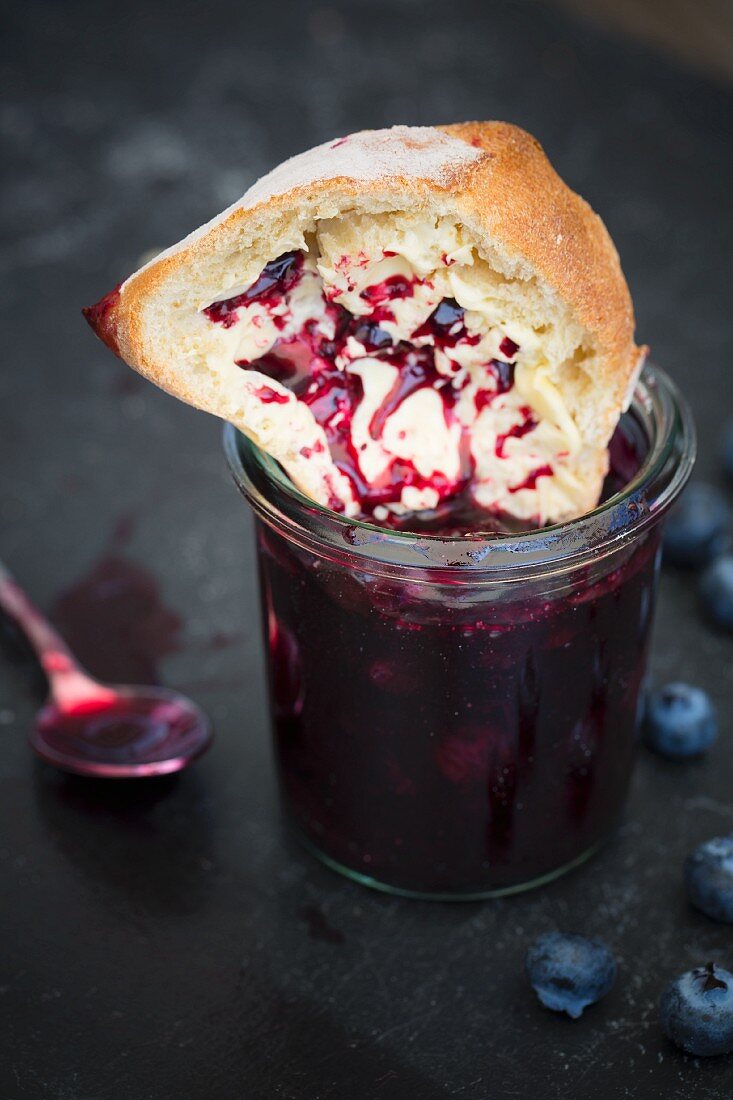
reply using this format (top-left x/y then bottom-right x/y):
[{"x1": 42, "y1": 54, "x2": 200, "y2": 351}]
[{"x1": 224, "y1": 365, "x2": 694, "y2": 899}]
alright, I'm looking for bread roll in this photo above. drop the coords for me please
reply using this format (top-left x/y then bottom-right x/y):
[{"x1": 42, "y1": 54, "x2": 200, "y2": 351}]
[{"x1": 84, "y1": 122, "x2": 646, "y2": 525}]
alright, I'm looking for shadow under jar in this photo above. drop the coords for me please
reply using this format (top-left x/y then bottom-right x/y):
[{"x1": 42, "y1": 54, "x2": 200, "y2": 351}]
[{"x1": 225, "y1": 365, "x2": 694, "y2": 899}]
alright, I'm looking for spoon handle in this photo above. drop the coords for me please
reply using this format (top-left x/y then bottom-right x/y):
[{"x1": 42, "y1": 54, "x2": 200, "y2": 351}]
[{"x1": 0, "y1": 560, "x2": 111, "y2": 707}]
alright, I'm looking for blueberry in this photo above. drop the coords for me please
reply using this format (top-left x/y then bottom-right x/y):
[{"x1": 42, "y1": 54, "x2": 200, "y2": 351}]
[
  {"x1": 526, "y1": 932, "x2": 616, "y2": 1018},
  {"x1": 644, "y1": 683, "x2": 717, "y2": 761},
  {"x1": 685, "y1": 835, "x2": 733, "y2": 924},
  {"x1": 663, "y1": 483, "x2": 730, "y2": 566},
  {"x1": 721, "y1": 420, "x2": 733, "y2": 480},
  {"x1": 659, "y1": 962, "x2": 733, "y2": 1057},
  {"x1": 699, "y1": 554, "x2": 733, "y2": 632}
]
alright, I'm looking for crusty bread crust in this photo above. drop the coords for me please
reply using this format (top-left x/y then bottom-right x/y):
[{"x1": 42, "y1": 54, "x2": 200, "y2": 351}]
[
  {"x1": 83, "y1": 122, "x2": 645, "y2": 519},
  {"x1": 439, "y1": 123, "x2": 644, "y2": 416},
  {"x1": 85, "y1": 123, "x2": 642, "y2": 388}
]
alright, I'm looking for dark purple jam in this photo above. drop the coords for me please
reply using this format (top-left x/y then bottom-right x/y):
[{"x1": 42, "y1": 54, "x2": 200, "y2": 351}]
[
  {"x1": 204, "y1": 251, "x2": 303, "y2": 328},
  {"x1": 360, "y1": 274, "x2": 417, "y2": 307},
  {"x1": 499, "y1": 335, "x2": 519, "y2": 359},
  {"x1": 256, "y1": 417, "x2": 661, "y2": 895},
  {"x1": 350, "y1": 321, "x2": 393, "y2": 351},
  {"x1": 412, "y1": 298, "x2": 480, "y2": 354}
]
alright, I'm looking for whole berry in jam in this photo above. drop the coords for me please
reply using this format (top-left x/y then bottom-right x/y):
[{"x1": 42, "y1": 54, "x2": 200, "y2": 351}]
[
  {"x1": 663, "y1": 483, "x2": 730, "y2": 567},
  {"x1": 643, "y1": 683, "x2": 717, "y2": 761},
  {"x1": 525, "y1": 932, "x2": 616, "y2": 1018},
  {"x1": 659, "y1": 963, "x2": 733, "y2": 1057},
  {"x1": 685, "y1": 835, "x2": 733, "y2": 924},
  {"x1": 699, "y1": 554, "x2": 733, "y2": 632}
]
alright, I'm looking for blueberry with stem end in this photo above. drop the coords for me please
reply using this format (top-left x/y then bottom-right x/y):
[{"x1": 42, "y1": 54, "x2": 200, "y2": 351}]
[
  {"x1": 643, "y1": 683, "x2": 717, "y2": 761},
  {"x1": 685, "y1": 835, "x2": 733, "y2": 924},
  {"x1": 659, "y1": 963, "x2": 733, "y2": 1057},
  {"x1": 526, "y1": 932, "x2": 616, "y2": 1018}
]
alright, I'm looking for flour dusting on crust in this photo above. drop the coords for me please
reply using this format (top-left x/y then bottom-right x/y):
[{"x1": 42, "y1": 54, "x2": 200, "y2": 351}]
[
  {"x1": 125, "y1": 127, "x2": 482, "y2": 290},
  {"x1": 241, "y1": 127, "x2": 483, "y2": 210}
]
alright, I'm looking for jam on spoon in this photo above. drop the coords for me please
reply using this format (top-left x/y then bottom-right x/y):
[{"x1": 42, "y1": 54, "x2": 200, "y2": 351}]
[{"x1": 0, "y1": 560, "x2": 212, "y2": 777}]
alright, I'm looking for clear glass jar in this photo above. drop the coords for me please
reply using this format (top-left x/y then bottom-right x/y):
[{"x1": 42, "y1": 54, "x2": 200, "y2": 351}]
[{"x1": 224, "y1": 365, "x2": 694, "y2": 899}]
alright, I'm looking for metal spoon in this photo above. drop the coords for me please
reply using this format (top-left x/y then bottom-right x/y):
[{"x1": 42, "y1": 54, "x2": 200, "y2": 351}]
[{"x1": 0, "y1": 560, "x2": 212, "y2": 777}]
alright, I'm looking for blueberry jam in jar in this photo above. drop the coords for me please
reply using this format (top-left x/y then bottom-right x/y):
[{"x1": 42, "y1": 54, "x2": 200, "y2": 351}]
[{"x1": 225, "y1": 366, "x2": 694, "y2": 898}]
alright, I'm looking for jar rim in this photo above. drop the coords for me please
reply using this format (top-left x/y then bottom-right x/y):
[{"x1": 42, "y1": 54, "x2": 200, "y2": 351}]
[{"x1": 223, "y1": 363, "x2": 695, "y2": 579}]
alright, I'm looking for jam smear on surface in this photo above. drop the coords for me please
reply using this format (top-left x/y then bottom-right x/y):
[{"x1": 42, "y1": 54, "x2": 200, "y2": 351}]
[{"x1": 52, "y1": 556, "x2": 182, "y2": 686}]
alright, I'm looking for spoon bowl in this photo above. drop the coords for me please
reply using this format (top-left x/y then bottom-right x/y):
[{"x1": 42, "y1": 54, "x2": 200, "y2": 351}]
[
  {"x1": 30, "y1": 685, "x2": 212, "y2": 778},
  {"x1": 0, "y1": 560, "x2": 213, "y2": 778}
]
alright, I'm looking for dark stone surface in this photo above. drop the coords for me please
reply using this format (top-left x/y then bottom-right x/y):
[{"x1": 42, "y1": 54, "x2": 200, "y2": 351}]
[{"x1": 1, "y1": 1, "x2": 731, "y2": 1096}]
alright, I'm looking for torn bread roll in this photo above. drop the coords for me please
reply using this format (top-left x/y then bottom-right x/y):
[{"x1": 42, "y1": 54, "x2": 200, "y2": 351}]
[{"x1": 83, "y1": 122, "x2": 646, "y2": 526}]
